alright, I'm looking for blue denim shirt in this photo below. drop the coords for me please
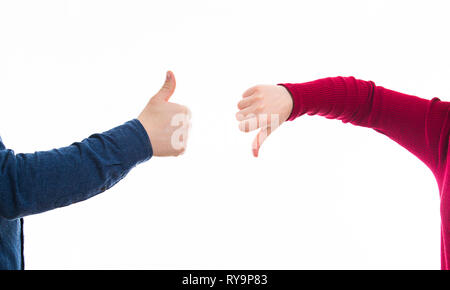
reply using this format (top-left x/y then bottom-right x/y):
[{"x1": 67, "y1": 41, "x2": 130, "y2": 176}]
[{"x1": 0, "y1": 119, "x2": 152, "y2": 269}]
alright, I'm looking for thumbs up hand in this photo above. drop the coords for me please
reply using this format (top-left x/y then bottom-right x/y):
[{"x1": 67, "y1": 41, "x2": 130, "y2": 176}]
[
  {"x1": 236, "y1": 85, "x2": 293, "y2": 157},
  {"x1": 138, "y1": 71, "x2": 191, "y2": 157}
]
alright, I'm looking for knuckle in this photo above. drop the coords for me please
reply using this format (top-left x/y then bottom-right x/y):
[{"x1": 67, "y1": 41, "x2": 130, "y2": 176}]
[
  {"x1": 179, "y1": 106, "x2": 190, "y2": 116},
  {"x1": 253, "y1": 105, "x2": 263, "y2": 113},
  {"x1": 254, "y1": 94, "x2": 263, "y2": 101},
  {"x1": 175, "y1": 104, "x2": 184, "y2": 112}
]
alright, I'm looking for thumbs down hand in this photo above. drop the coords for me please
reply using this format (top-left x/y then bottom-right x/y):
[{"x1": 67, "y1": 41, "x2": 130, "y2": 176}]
[
  {"x1": 138, "y1": 71, "x2": 191, "y2": 157},
  {"x1": 236, "y1": 85, "x2": 293, "y2": 157}
]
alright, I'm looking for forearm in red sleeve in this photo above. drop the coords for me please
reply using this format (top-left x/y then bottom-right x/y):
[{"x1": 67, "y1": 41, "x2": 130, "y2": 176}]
[{"x1": 279, "y1": 77, "x2": 450, "y2": 175}]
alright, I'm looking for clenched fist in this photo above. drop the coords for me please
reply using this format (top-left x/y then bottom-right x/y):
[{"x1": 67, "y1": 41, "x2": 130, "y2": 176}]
[
  {"x1": 236, "y1": 85, "x2": 293, "y2": 157},
  {"x1": 138, "y1": 71, "x2": 191, "y2": 156}
]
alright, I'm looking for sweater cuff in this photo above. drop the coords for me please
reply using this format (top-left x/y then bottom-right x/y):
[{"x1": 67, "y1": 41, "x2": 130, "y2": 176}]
[
  {"x1": 278, "y1": 79, "x2": 343, "y2": 121},
  {"x1": 103, "y1": 119, "x2": 153, "y2": 168}
]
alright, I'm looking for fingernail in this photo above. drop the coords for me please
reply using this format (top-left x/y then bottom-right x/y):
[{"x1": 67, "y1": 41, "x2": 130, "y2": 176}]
[{"x1": 166, "y1": 71, "x2": 171, "y2": 80}]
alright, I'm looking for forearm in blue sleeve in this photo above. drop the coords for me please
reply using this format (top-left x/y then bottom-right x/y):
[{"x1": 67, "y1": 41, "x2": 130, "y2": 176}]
[{"x1": 0, "y1": 119, "x2": 152, "y2": 219}]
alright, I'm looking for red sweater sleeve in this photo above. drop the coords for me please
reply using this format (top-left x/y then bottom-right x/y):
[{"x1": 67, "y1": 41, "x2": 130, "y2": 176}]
[{"x1": 279, "y1": 77, "x2": 450, "y2": 177}]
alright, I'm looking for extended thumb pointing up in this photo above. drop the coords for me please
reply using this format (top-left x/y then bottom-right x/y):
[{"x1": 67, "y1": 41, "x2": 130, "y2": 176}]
[{"x1": 151, "y1": 71, "x2": 176, "y2": 102}]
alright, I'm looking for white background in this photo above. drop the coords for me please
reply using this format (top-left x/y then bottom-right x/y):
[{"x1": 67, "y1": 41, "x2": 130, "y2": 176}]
[{"x1": 0, "y1": 0, "x2": 449, "y2": 269}]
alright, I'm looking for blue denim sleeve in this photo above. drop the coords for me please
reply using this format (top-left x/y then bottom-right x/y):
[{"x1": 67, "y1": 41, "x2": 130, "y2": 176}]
[{"x1": 0, "y1": 119, "x2": 152, "y2": 220}]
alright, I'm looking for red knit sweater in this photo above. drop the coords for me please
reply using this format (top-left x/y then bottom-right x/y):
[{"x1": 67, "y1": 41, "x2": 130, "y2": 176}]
[{"x1": 280, "y1": 77, "x2": 450, "y2": 269}]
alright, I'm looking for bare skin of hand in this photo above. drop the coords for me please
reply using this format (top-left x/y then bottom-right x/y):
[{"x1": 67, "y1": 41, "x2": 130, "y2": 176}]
[
  {"x1": 138, "y1": 71, "x2": 191, "y2": 157},
  {"x1": 236, "y1": 85, "x2": 293, "y2": 157}
]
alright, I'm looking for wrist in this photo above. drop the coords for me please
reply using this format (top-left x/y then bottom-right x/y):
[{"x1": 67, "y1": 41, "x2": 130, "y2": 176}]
[{"x1": 277, "y1": 84, "x2": 295, "y2": 121}]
